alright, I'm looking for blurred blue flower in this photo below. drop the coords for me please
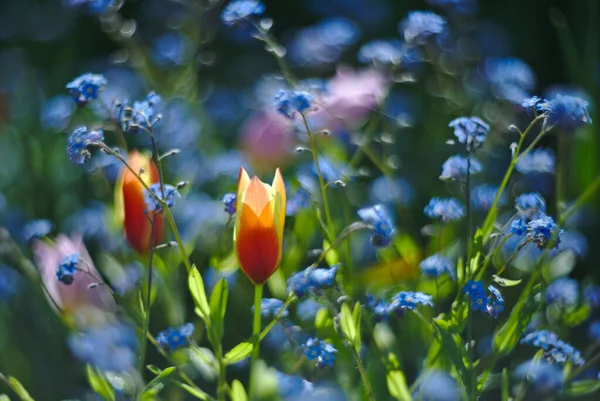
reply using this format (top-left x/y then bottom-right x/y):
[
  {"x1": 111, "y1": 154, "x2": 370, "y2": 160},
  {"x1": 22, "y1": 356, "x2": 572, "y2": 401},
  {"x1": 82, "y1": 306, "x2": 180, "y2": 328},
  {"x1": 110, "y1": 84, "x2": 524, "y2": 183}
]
[
  {"x1": 203, "y1": 267, "x2": 238, "y2": 296},
  {"x1": 426, "y1": 0, "x2": 478, "y2": 14},
  {"x1": 173, "y1": 193, "x2": 227, "y2": 241},
  {"x1": 40, "y1": 95, "x2": 75, "y2": 130},
  {"x1": 0, "y1": 265, "x2": 20, "y2": 301},
  {"x1": 117, "y1": 92, "x2": 161, "y2": 134},
  {"x1": 296, "y1": 299, "x2": 322, "y2": 322},
  {"x1": 87, "y1": 148, "x2": 125, "y2": 183},
  {"x1": 550, "y1": 229, "x2": 587, "y2": 259},
  {"x1": 369, "y1": 176, "x2": 413, "y2": 206},
  {"x1": 515, "y1": 192, "x2": 546, "y2": 219},
  {"x1": 68, "y1": 322, "x2": 137, "y2": 372},
  {"x1": 57, "y1": 253, "x2": 79, "y2": 285},
  {"x1": 399, "y1": 11, "x2": 446, "y2": 45},
  {"x1": 589, "y1": 320, "x2": 600, "y2": 340},
  {"x1": 157, "y1": 323, "x2": 195, "y2": 351},
  {"x1": 527, "y1": 213, "x2": 561, "y2": 250},
  {"x1": 288, "y1": 18, "x2": 360, "y2": 67},
  {"x1": 67, "y1": 126, "x2": 104, "y2": 165},
  {"x1": 358, "y1": 39, "x2": 420, "y2": 68},
  {"x1": 514, "y1": 360, "x2": 563, "y2": 394},
  {"x1": 520, "y1": 96, "x2": 546, "y2": 113},
  {"x1": 302, "y1": 338, "x2": 337, "y2": 368},
  {"x1": 274, "y1": 90, "x2": 312, "y2": 119},
  {"x1": 110, "y1": 262, "x2": 143, "y2": 296},
  {"x1": 152, "y1": 33, "x2": 194, "y2": 68},
  {"x1": 65, "y1": 202, "x2": 110, "y2": 241},
  {"x1": 487, "y1": 285, "x2": 504, "y2": 319},
  {"x1": 543, "y1": 94, "x2": 592, "y2": 131},
  {"x1": 286, "y1": 265, "x2": 339, "y2": 297},
  {"x1": 545, "y1": 277, "x2": 579, "y2": 307},
  {"x1": 440, "y1": 155, "x2": 482, "y2": 181},
  {"x1": 298, "y1": 157, "x2": 351, "y2": 193},
  {"x1": 516, "y1": 148, "x2": 555, "y2": 174},
  {"x1": 412, "y1": 369, "x2": 460, "y2": 401},
  {"x1": 221, "y1": 0, "x2": 265, "y2": 27},
  {"x1": 484, "y1": 57, "x2": 536, "y2": 103},
  {"x1": 63, "y1": 0, "x2": 114, "y2": 15},
  {"x1": 510, "y1": 218, "x2": 527, "y2": 236},
  {"x1": 366, "y1": 295, "x2": 395, "y2": 320},
  {"x1": 286, "y1": 188, "x2": 311, "y2": 216},
  {"x1": 220, "y1": 193, "x2": 237, "y2": 216},
  {"x1": 155, "y1": 98, "x2": 202, "y2": 149},
  {"x1": 22, "y1": 219, "x2": 53, "y2": 242},
  {"x1": 391, "y1": 291, "x2": 434, "y2": 310},
  {"x1": 143, "y1": 183, "x2": 180, "y2": 213},
  {"x1": 521, "y1": 330, "x2": 584, "y2": 366},
  {"x1": 357, "y1": 204, "x2": 395, "y2": 247},
  {"x1": 448, "y1": 116, "x2": 489, "y2": 151},
  {"x1": 276, "y1": 372, "x2": 314, "y2": 398},
  {"x1": 584, "y1": 284, "x2": 600, "y2": 308},
  {"x1": 419, "y1": 254, "x2": 454, "y2": 278},
  {"x1": 253, "y1": 298, "x2": 289, "y2": 319},
  {"x1": 471, "y1": 184, "x2": 507, "y2": 211},
  {"x1": 424, "y1": 197, "x2": 465, "y2": 222},
  {"x1": 66, "y1": 73, "x2": 107, "y2": 105}
]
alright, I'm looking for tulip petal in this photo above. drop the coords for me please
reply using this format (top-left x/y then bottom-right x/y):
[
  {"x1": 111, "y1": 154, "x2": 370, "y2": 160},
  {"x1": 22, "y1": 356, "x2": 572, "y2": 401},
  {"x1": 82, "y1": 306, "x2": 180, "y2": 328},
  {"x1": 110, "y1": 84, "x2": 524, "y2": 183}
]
[{"x1": 271, "y1": 168, "x2": 286, "y2": 240}]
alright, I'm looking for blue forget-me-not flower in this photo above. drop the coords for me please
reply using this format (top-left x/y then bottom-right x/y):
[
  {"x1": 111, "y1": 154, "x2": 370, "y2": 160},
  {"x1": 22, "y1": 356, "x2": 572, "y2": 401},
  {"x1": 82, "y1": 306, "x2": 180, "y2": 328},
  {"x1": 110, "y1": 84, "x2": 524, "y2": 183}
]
[
  {"x1": 157, "y1": 323, "x2": 195, "y2": 351},
  {"x1": 357, "y1": 204, "x2": 395, "y2": 247},
  {"x1": 424, "y1": 197, "x2": 465, "y2": 222},
  {"x1": 220, "y1": 0, "x2": 265, "y2": 27},
  {"x1": 67, "y1": 126, "x2": 104, "y2": 165},
  {"x1": 56, "y1": 253, "x2": 79, "y2": 285},
  {"x1": 143, "y1": 183, "x2": 181, "y2": 213},
  {"x1": 66, "y1": 73, "x2": 107, "y2": 105},
  {"x1": 439, "y1": 155, "x2": 482, "y2": 181},
  {"x1": 302, "y1": 338, "x2": 337, "y2": 368},
  {"x1": 448, "y1": 116, "x2": 490, "y2": 151}
]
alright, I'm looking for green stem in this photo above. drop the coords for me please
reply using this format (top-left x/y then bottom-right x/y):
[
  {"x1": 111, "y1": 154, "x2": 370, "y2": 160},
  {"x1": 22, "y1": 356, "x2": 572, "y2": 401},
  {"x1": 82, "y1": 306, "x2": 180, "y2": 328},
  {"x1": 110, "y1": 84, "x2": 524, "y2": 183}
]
[
  {"x1": 137, "y1": 216, "x2": 157, "y2": 379},
  {"x1": 301, "y1": 113, "x2": 335, "y2": 242},
  {"x1": 475, "y1": 234, "x2": 512, "y2": 280},
  {"x1": 467, "y1": 310, "x2": 475, "y2": 400},
  {"x1": 217, "y1": 346, "x2": 227, "y2": 401},
  {"x1": 350, "y1": 344, "x2": 376, "y2": 401},
  {"x1": 249, "y1": 284, "x2": 264, "y2": 398},
  {"x1": 254, "y1": 24, "x2": 296, "y2": 86},
  {"x1": 465, "y1": 154, "x2": 473, "y2": 264},
  {"x1": 259, "y1": 294, "x2": 296, "y2": 340}
]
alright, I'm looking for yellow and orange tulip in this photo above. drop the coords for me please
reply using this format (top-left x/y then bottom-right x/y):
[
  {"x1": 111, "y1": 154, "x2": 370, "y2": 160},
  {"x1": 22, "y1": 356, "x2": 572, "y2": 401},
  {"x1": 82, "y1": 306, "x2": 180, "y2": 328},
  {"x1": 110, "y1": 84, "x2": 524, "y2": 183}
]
[
  {"x1": 115, "y1": 150, "x2": 164, "y2": 254},
  {"x1": 234, "y1": 167, "x2": 286, "y2": 285}
]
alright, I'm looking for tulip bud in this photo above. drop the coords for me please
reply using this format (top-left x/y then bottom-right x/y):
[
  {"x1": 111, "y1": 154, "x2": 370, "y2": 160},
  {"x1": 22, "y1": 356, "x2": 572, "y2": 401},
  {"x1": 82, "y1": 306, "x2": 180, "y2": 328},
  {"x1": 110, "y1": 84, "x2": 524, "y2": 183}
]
[
  {"x1": 234, "y1": 167, "x2": 286, "y2": 285},
  {"x1": 115, "y1": 150, "x2": 164, "y2": 254}
]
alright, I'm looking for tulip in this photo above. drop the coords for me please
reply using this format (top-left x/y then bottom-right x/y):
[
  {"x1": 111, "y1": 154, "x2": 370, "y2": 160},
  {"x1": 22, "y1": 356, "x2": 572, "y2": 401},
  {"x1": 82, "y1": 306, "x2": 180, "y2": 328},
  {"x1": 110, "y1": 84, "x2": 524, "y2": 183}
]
[
  {"x1": 115, "y1": 150, "x2": 164, "y2": 254},
  {"x1": 32, "y1": 234, "x2": 116, "y2": 317},
  {"x1": 234, "y1": 167, "x2": 286, "y2": 285}
]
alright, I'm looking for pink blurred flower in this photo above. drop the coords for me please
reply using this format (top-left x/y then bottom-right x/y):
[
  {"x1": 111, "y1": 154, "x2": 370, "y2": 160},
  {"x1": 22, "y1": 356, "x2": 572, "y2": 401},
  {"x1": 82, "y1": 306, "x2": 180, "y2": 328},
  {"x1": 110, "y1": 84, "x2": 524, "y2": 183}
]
[
  {"x1": 240, "y1": 111, "x2": 294, "y2": 168},
  {"x1": 313, "y1": 67, "x2": 389, "y2": 130},
  {"x1": 33, "y1": 234, "x2": 116, "y2": 316}
]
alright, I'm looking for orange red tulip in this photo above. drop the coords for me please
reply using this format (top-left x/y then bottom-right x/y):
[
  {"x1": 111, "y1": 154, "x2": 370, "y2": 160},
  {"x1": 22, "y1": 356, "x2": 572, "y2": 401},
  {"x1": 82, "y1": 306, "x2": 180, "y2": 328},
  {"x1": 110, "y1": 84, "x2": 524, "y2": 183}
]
[
  {"x1": 234, "y1": 167, "x2": 286, "y2": 285},
  {"x1": 115, "y1": 150, "x2": 163, "y2": 254}
]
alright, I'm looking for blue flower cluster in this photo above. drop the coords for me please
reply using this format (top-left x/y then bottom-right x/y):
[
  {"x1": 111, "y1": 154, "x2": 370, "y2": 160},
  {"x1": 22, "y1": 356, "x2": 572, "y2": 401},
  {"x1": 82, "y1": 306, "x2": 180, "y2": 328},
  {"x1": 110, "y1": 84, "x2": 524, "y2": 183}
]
[
  {"x1": 56, "y1": 253, "x2": 79, "y2": 285},
  {"x1": 286, "y1": 188, "x2": 311, "y2": 216},
  {"x1": 521, "y1": 330, "x2": 584, "y2": 366},
  {"x1": 253, "y1": 298, "x2": 289, "y2": 319},
  {"x1": 63, "y1": 0, "x2": 114, "y2": 15},
  {"x1": 516, "y1": 148, "x2": 556, "y2": 174},
  {"x1": 143, "y1": 183, "x2": 181, "y2": 213},
  {"x1": 526, "y1": 213, "x2": 561, "y2": 250},
  {"x1": 545, "y1": 277, "x2": 579, "y2": 307},
  {"x1": 448, "y1": 116, "x2": 490, "y2": 151},
  {"x1": 400, "y1": 11, "x2": 446, "y2": 45},
  {"x1": 521, "y1": 94, "x2": 592, "y2": 130},
  {"x1": 220, "y1": 0, "x2": 266, "y2": 27},
  {"x1": 471, "y1": 184, "x2": 507, "y2": 211},
  {"x1": 485, "y1": 58, "x2": 535, "y2": 104},
  {"x1": 358, "y1": 39, "x2": 420, "y2": 69},
  {"x1": 274, "y1": 90, "x2": 313, "y2": 119},
  {"x1": 357, "y1": 204, "x2": 395, "y2": 247},
  {"x1": 463, "y1": 280, "x2": 504, "y2": 318},
  {"x1": 286, "y1": 265, "x2": 339, "y2": 297},
  {"x1": 66, "y1": 73, "x2": 107, "y2": 105},
  {"x1": 302, "y1": 338, "x2": 338, "y2": 368},
  {"x1": 424, "y1": 197, "x2": 465, "y2": 222},
  {"x1": 367, "y1": 291, "x2": 433, "y2": 320},
  {"x1": 67, "y1": 126, "x2": 104, "y2": 165},
  {"x1": 439, "y1": 155, "x2": 482, "y2": 181},
  {"x1": 68, "y1": 322, "x2": 137, "y2": 372},
  {"x1": 419, "y1": 254, "x2": 455, "y2": 278},
  {"x1": 515, "y1": 192, "x2": 546, "y2": 219},
  {"x1": 156, "y1": 323, "x2": 195, "y2": 351},
  {"x1": 514, "y1": 360, "x2": 563, "y2": 394},
  {"x1": 117, "y1": 92, "x2": 162, "y2": 133},
  {"x1": 220, "y1": 193, "x2": 237, "y2": 216}
]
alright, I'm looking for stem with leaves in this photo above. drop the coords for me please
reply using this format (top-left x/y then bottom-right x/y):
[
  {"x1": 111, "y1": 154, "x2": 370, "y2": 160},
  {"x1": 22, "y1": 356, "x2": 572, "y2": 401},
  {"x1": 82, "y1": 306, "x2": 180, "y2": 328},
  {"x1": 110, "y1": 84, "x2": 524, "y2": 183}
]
[{"x1": 248, "y1": 283, "x2": 264, "y2": 398}]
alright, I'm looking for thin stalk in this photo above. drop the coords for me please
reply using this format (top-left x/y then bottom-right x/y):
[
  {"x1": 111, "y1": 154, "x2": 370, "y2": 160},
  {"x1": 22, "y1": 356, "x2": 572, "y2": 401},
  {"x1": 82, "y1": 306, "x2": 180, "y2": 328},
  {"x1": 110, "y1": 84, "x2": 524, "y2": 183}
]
[
  {"x1": 350, "y1": 344, "x2": 376, "y2": 401},
  {"x1": 253, "y1": 23, "x2": 296, "y2": 86},
  {"x1": 138, "y1": 216, "x2": 157, "y2": 377},
  {"x1": 475, "y1": 234, "x2": 512, "y2": 280},
  {"x1": 301, "y1": 113, "x2": 335, "y2": 242},
  {"x1": 249, "y1": 284, "x2": 264, "y2": 398},
  {"x1": 465, "y1": 154, "x2": 472, "y2": 265},
  {"x1": 467, "y1": 309, "x2": 475, "y2": 401},
  {"x1": 217, "y1": 346, "x2": 227, "y2": 401}
]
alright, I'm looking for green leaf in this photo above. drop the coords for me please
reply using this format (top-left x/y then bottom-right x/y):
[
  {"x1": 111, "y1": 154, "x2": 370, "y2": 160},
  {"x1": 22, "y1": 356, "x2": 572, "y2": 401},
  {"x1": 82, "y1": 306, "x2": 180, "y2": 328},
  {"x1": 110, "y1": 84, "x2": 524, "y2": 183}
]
[
  {"x1": 208, "y1": 278, "x2": 229, "y2": 346},
  {"x1": 565, "y1": 379, "x2": 600, "y2": 397},
  {"x1": 472, "y1": 229, "x2": 483, "y2": 256},
  {"x1": 339, "y1": 303, "x2": 356, "y2": 345},
  {"x1": 146, "y1": 365, "x2": 162, "y2": 375},
  {"x1": 385, "y1": 353, "x2": 411, "y2": 401},
  {"x1": 563, "y1": 304, "x2": 592, "y2": 327},
  {"x1": 352, "y1": 302, "x2": 362, "y2": 352},
  {"x1": 492, "y1": 275, "x2": 522, "y2": 287},
  {"x1": 224, "y1": 340, "x2": 255, "y2": 365},
  {"x1": 481, "y1": 207, "x2": 498, "y2": 244},
  {"x1": 493, "y1": 284, "x2": 542, "y2": 357},
  {"x1": 323, "y1": 239, "x2": 340, "y2": 266},
  {"x1": 315, "y1": 308, "x2": 332, "y2": 329},
  {"x1": 0, "y1": 394, "x2": 10, "y2": 401},
  {"x1": 231, "y1": 380, "x2": 248, "y2": 401},
  {"x1": 189, "y1": 265, "x2": 210, "y2": 322},
  {"x1": 5, "y1": 376, "x2": 34, "y2": 401},
  {"x1": 432, "y1": 320, "x2": 469, "y2": 388},
  {"x1": 85, "y1": 365, "x2": 115, "y2": 401},
  {"x1": 180, "y1": 383, "x2": 209, "y2": 400},
  {"x1": 141, "y1": 366, "x2": 175, "y2": 399}
]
